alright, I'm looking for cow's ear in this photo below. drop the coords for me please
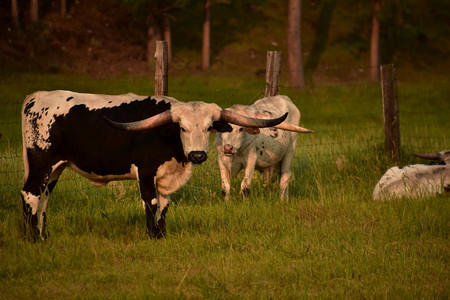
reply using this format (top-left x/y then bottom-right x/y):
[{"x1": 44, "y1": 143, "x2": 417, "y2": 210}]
[
  {"x1": 159, "y1": 123, "x2": 179, "y2": 136},
  {"x1": 245, "y1": 127, "x2": 260, "y2": 135},
  {"x1": 212, "y1": 121, "x2": 232, "y2": 132}
]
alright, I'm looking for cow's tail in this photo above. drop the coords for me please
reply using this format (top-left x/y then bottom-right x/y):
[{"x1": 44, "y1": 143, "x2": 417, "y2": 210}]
[{"x1": 21, "y1": 96, "x2": 31, "y2": 186}]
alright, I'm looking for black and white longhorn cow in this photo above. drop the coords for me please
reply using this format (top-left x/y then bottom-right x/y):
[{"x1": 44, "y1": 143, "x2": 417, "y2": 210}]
[{"x1": 21, "y1": 90, "x2": 287, "y2": 240}]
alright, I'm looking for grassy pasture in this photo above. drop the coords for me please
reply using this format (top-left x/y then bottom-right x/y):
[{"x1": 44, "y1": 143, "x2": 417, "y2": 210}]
[{"x1": 0, "y1": 72, "x2": 448, "y2": 298}]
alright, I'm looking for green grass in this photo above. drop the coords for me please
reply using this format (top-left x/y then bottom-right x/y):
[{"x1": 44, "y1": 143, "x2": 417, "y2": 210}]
[{"x1": 0, "y1": 72, "x2": 448, "y2": 298}]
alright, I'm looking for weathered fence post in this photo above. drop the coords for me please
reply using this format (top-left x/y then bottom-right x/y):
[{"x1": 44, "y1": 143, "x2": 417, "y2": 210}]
[
  {"x1": 265, "y1": 51, "x2": 281, "y2": 97},
  {"x1": 380, "y1": 64, "x2": 400, "y2": 161},
  {"x1": 154, "y1": 41, "x2": 168, "y2": 96}
]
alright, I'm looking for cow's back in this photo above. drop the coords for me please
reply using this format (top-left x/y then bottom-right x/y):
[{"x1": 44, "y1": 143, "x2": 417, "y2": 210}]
[
  {"x1": 22, "y1": 91, "x2": 180, "y2": 150},
  {"x1": 246, "y1": 95, "x2": 301, "y2": 169},
  {"x1": 22, "y1": 91, "x2": 147, "y2": 149},
  {"x1": 251, "y1": 95, "x2": 301, "y2": 126}
]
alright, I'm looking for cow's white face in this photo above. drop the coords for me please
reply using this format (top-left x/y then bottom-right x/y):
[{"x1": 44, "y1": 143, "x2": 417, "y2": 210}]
[
  {"x1": 217, "y1": 124, "x2": 259, "y2": 157},
  {"x1": 171, "y1": 102, "x2": 222, "y2": 164}
]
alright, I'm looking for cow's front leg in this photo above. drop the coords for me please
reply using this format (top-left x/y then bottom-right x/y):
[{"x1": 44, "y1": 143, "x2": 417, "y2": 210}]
[
  {"x1": 218, "y1": 158, "x2": 232, "y2": 202},
  {"x1": 241, "y1": 149, "x2": 257, "y2": 198},
  {"x1": 138, "y1": 176, "x2": 160, "y2": 239},
  {"x1": 156, "y1": 193, "x2": 170, "y2": 238}
]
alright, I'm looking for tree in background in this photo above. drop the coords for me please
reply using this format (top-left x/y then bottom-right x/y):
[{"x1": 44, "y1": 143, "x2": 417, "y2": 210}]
[
  {"x1": 163, "y1": 14, "x2": 172, "y2": 63},
  {"x1": 61, "y1": 0, "x2": 67, "y2": 17},
  {"x1": 11, "y1": 0, "x2": 20, "y2": 28},
  {"x1": 146, "y1": 7, "x2": 162, "y2": 64},
  {"x1": 5, "y1": 0, "x2": 446, "y2": 77},
  {"x1": 202, "y1": 0, "x2": 210, "y2": 70},
  {"x1": 30, "y1": 0, "x2": 39, "y2": 22},
  {"x1": 370, "y1": 0, "x2": 380, "y2": 82},
  {"x1": 287, "y1": 0, "x2": 305, "y2": 88},
  {"x1": 123, "y1": 0, "x2": 184, "y2": 66}
]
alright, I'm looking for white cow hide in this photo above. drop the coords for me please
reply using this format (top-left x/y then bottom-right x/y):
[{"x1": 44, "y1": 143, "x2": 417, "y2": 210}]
[{"x1": 373, "y1": 151, "x2": 450, "y2": 200}]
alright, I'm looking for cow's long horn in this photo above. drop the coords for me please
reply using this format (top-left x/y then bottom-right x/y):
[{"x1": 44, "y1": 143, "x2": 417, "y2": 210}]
[
  {"x1": 413, "y1": 152, "x2": 442, "y2": 161},
  {"x1": 274, "y1": 122, "x2": 314, "y2": 133},
  {"x1": 104, "y1": 110, "x2": 172, "y2": 131},
  {"x1": 220, "y1": 110, "x2": 287, "y2": 128},
  {"x1": 414, "y1": 151, "x2": 450, "y2": 163}
]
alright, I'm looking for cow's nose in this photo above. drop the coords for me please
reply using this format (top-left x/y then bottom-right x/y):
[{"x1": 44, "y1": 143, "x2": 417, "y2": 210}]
[
  {"x1": 223, "y1": 144, "x2": 233, "y2": 153},
  {"x1": 223, "y1": 144, "x2": 234, "y2": 156},
  {"x1": 188, "y1": 151, "x2": 207, "y2": 164}
]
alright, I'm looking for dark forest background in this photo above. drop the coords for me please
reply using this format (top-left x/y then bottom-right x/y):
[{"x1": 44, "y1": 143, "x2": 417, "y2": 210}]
[{"x1": 1, "y1": 0, "x2": 449, "y2": 81}]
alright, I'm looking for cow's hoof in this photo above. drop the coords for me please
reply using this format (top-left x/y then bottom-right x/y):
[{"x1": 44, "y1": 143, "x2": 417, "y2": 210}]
[
  {"x1": 148, "y1": 227, "x2": 160, "y2": 239},
  {"x1": 148, "y1": 227, "x2": 166, "y2": 239},
  {"x1": 156, "y1": 227, "x2": 166, "y2": 239},
  {"x1": 242, "y1": 188, "x2": 251, "y2": 198}
]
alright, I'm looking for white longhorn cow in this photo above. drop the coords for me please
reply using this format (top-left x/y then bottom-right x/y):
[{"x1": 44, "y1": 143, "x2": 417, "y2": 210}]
[
  {"x1": 214, "y1": 95, "x2": 313, "y2": 201},
  {"x1": 373, "y1": 151, "x2": 450, "y2": 200}
]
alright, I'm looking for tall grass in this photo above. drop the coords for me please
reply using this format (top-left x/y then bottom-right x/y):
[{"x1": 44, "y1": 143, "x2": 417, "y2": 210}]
[{"x1": 0, "y1": 73, "x2": 448, "y2": 298}]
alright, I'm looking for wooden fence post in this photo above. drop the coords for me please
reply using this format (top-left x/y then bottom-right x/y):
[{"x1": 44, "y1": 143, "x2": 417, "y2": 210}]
[
  {"x1": 380, "y1": 64, "x2": 400, "y2": 161},
  {"x1": 265, "y1": 51, "x2": 281, "y2": 97},
  {"x1": 154, "y1": 41, "x2": 168, "y2": 96}
]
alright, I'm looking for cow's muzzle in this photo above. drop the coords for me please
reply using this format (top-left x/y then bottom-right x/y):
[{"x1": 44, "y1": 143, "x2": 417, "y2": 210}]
[
  {"x1": 223, "y1": 144, "x2": 234, "y2": 157},
  {"x1": 188, "y1": 151, "x2": 207, "y2": 164}
]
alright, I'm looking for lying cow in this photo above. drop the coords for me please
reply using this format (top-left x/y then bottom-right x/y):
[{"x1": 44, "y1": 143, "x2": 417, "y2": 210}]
[
  {"x1": 214, "y1": 95, "x2": 313, "y2": 201},
  {"x1": 373, "y1": 150, "x2": 450, "y2": 200},
  {"x1": 21, "y1": 90, "x2": 288, "y2": 240}
]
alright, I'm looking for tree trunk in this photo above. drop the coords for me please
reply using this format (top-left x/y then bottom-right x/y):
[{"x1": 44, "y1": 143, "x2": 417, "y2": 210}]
[
  {"x1": 370, "y1": 0, "x2": 380, "y2": 82},
  {"x1": 202, "y1": 0, "x2": 210, "y2": 70},
  {"x1": 11, "y1": 0, "x2": 20, "y2": 28},
  {"x1": 147, "y1": 12, "x2": 162, "y2": 66},
  {"x1": 30, "y1": 0, "x2": 39, "y2": 22},
  {"x1": 163, "y1": 15, "x2": 172, "y2": 64},
  {"x1": 287, "y1": 0, "x2": 305, "y2": 89},
  {"x1": 61, "y1": 0, "x2": 67, "y2": 18}
]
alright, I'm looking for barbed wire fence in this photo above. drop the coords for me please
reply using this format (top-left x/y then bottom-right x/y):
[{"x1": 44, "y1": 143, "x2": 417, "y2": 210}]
[{"x1": 0, "y1": 50, "x2": 448, "y2": 202}]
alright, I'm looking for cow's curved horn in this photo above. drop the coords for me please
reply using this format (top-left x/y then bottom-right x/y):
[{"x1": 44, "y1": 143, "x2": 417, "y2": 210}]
[
  {"x1": 220, "y1": 110, "x2": 287, "y2": 128},
  {"x1": 413, "y1": 152, "x2": 442, "y2": 161},
  {"x1": 274, "y1": 122, "x2": 314, "y2": 133},
  {"x1": 414, "y1": 151, "x2": 450, "y2": 162},
  {"x1": 104, "y1": 110, "x2": 172, "y2": 131}
]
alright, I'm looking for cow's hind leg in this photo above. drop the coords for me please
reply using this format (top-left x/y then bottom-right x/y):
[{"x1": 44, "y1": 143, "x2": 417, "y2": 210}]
[
  {"x1": 279, "y1": 143, "x2": 296, "y2": 201},
  {"x1": 40, "y1": 162, "x2": 66, "y2": 238},
  {"x1": 262, "y1": 163, "x2": 281, "y2": 185},
  {"x1": 21, "y1": 160, "x2": 66, "y2": 241}
]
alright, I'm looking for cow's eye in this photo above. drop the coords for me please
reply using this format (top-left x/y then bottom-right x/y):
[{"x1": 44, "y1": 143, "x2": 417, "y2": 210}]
[
  {"x1": 239, "y1": 127, "x2": 244, "y2": 132},
  {"x1": 180, "y1": 127, "x2": 187, "y2": 132}
]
